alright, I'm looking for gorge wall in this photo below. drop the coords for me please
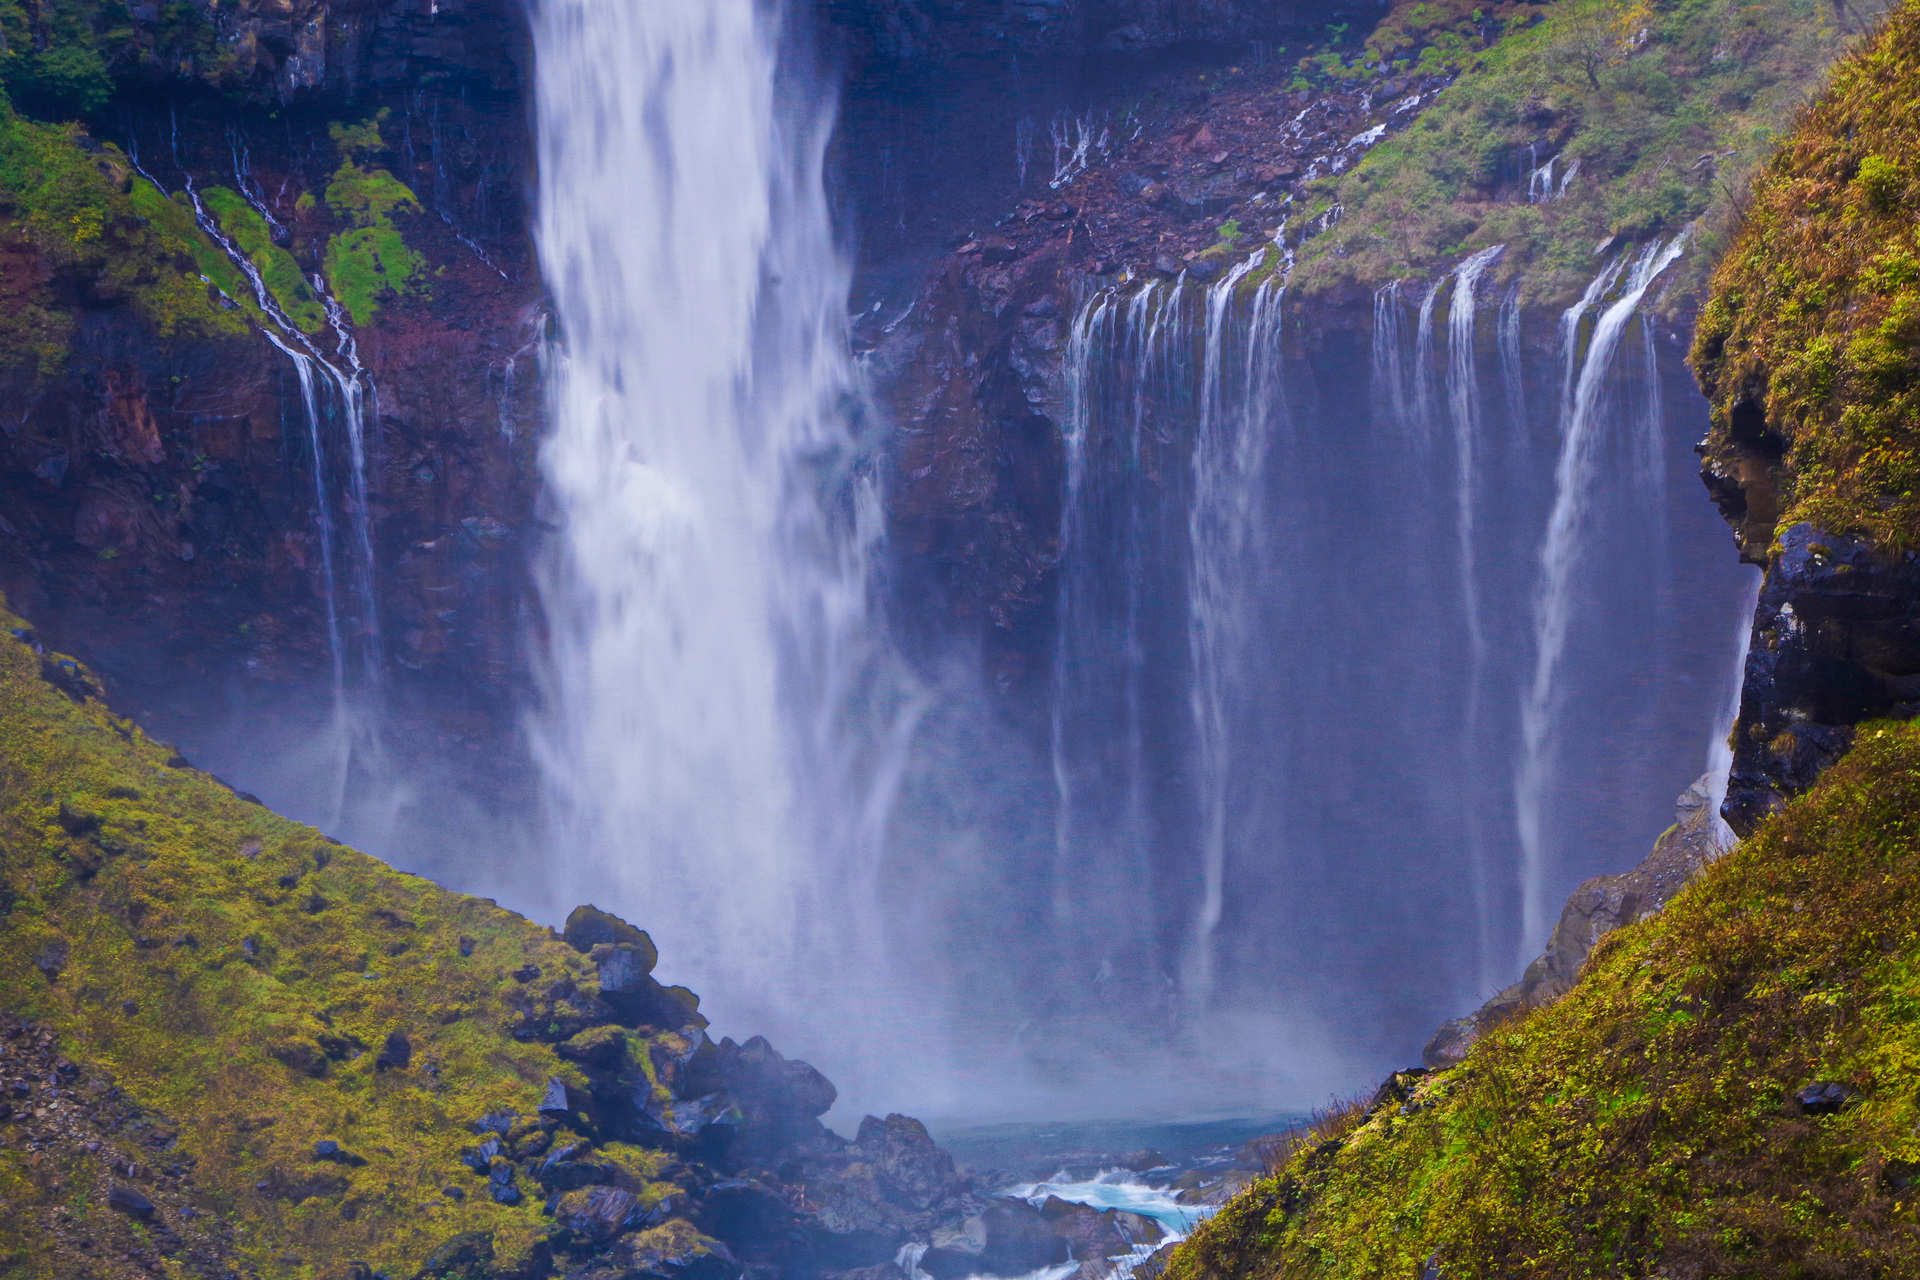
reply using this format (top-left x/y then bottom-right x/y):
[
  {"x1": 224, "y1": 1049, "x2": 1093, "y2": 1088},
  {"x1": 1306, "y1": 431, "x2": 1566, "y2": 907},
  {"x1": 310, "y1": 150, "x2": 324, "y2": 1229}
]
[{"x1": 0, "y1": 0, "x2": 1893, "y2": 1127}]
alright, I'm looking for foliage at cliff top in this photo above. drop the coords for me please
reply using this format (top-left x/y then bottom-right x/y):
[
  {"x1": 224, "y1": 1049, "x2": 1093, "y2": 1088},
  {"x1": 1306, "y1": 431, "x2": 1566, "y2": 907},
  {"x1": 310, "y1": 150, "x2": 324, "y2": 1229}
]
[
  {"x1": 323, "y1": 111, "x2": 429, "y2": 326},
  {"x1": 1691, "y1": 0, "x2": 1920, "y2": 552},
  {"x1": 0, "y1": 97, "x2": 247, "y2": 375},
  {"x1": 1292, "y1": 0, "x2": 1880, "y2": 306},
  {"x1": 0, "y1": 606, "x2": 690, "y2": 1278},
  {"x1": 0, "y1": 0, "x2": 243, "y2": 118},
  {"x1": 1166, "y1": 717, "x2": 1920, "y2": 1279}
]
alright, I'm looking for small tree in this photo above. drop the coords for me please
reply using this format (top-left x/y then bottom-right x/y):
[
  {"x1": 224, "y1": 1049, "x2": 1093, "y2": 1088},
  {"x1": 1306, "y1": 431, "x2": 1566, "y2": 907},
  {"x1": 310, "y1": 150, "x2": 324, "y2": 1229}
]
[{"x1": 1551, "y1": 0, "x2": 1656, "y2": 89}]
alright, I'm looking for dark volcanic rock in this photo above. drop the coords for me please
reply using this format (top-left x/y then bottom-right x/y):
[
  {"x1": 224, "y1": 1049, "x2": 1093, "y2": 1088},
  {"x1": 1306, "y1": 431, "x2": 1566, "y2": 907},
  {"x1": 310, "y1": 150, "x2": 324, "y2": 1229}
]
[
  {"x1": 1718, "y1": 524, "x2": 1920, "y2": 835},
  {"x1": 564, "y1": 904, "x2": 660, "y2": 969},
  {"x1": 717, "y1": 1034, "x2": 842, "y2": 1163},
  {"x1": 555, "y1": 1184, "x2": 644, "y2": 1245}
]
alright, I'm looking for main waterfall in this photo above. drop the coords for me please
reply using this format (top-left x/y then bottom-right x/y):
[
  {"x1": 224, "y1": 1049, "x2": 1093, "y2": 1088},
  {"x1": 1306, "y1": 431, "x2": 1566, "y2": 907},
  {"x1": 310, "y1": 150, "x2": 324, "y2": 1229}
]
[{"x1": 530, "y1": 1, "x2": 907, "y2": 1085}]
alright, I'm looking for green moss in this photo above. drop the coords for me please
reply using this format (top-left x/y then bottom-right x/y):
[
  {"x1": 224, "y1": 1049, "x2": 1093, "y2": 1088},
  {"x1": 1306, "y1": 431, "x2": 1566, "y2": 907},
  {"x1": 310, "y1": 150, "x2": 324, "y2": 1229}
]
[
  {"x1": 322, "y1": 114, "x2": 427, "y2": 325},
  {"x1": 127, "y1": 177, "x2": 266, "y2": 327},
  {"x1": 0, "y1": 105, "x2": 246, "y2": 375},
  {"x1": 0, "y1": 603, "x2": 715, "y2": 1278},
  {"x1": 200, "y1": 184, "x2": 326, "y2": 334},
  {"x1": 1692, "y1": 0, "x2": 1920, "y2": 550},
  {"x1": 1292, "y1": 0, "x2": 1876, "y2": 306},
  {"x1": 1170, "y1": 719, "x2": 1920, "y2": 1279}
]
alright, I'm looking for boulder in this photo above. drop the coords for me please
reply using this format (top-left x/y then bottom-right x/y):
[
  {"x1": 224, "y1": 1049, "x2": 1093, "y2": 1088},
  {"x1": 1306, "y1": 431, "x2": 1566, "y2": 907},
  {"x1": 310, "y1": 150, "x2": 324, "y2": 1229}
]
[
  {"x1": 923, "y1": 1200, "x2": 1067, "y2": 1279},
  {"x1": 554, "y1": 1184, "x2": 644, "y2": 1246},
  {"x1": 107, "y1": 1183, "x2": 155, "y2": 1217},
  {"x1": 1794, "y1": 1081, "x2": 1857, "y2": 1115},
  {"x1": 563, "y1": 904, "x2": 660, "y2": 973},
  {"x1": 614, "y1": 1219, "x2": 740, "y2": 1280},
  {"x1": 374, "y1": 1031, "x2": 411, "y2": 1072},
  {"x1": 849, "y1": 1114, "x2": 962, "y2": 1209},
  {"x1": 718, "y1": 1035, "x2": 842, "y2": 1163},
  {"x1": 1120, "y1": 1149, "x2": 1169, "y2": 1172}
]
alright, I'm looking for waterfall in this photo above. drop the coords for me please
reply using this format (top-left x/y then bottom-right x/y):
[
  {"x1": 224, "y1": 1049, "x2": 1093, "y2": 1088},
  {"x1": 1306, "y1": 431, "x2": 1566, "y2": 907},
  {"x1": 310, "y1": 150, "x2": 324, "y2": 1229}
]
[
  {"x1": 129, "y1": 130, "x2": 389, "y2": 827},
  {"x1": 1186, "y1": 253, "x2": 1284, "y2": 1000},
  {"x1": 1050, "y1": 277, "x2": 1189, "y2": 986},
  {"x1": 1444, "y1": 244, "x2": 1504, "y2": 989},
  {"x1": 529, "y1": 0, "x2": 903, "y2": 1058},
  {"x1": 1515, "y1": 231, "x2": 1691, "y2": 953}
]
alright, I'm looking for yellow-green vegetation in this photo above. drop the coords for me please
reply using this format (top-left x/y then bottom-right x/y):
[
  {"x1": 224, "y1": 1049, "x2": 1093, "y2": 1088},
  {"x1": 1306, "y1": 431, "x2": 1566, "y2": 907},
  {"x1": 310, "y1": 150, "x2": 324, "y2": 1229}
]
[
  {"x1": 0, "y1": 102, "x2": 246, "y2": 375},
  {"x1": 200, "y1": 185, "x2": 327, "y2": 334},
  {"x1": 1692, "y1": 0, "x2": 1920, "y2": 551},
  {"x1": 0, "y1": 605, "x2": 687, "y2": 1278},
  {"x1": 1293, "y1": 0, "x2": 1878, "y2": 305},
  {"x1": 1170, "y1": 718, "x2": 1920, "y2": 1279},
  {"x1": 323, "y1": 112, "x2": 427, "y2": 326},
  {"x1": 1298, "y1": 0, "x2": 1543, "y2": 84}
]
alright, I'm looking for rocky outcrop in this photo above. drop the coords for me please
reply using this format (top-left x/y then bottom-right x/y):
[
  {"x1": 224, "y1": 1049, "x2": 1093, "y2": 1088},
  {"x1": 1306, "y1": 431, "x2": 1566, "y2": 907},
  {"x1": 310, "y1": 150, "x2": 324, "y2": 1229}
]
[
  {"x1": 1422, "y1": 775, "x2": 1732, "y2": 1069},
  {"x1": 0, "y1": 0, "x2": 542, "y2": 755},
  {"x1": 1716, "y1": 524, "x2": 1920, "y2": 836}
]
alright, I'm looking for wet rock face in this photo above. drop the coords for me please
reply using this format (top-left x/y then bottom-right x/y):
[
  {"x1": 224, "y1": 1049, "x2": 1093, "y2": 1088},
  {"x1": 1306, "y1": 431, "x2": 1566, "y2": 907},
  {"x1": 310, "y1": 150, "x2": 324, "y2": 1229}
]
[
  {"x1": 867, "y1": 61, "x2": 1453, "y2": 684},
  {"x1": 0, "y1": 0, "x2": 542, "y2": 750},
  {"x1": 1720, "y1": 523, "x2": 1920, "y2": 836}
]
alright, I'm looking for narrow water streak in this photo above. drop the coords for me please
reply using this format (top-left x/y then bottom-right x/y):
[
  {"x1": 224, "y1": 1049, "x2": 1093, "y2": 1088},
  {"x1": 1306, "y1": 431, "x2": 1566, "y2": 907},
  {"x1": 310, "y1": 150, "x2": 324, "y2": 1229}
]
[{"x1": 1515, "y1": 232, "x2": 1691, "y2": 952}]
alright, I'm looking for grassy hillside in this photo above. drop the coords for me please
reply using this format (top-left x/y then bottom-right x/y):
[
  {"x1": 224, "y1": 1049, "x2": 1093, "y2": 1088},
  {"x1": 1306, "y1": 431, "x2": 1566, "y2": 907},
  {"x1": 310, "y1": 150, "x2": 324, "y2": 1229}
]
[
  {"x1": 1167, "y1": 717, "x2": 1920, "y2": 1279},
  {"x1": 0, "y1": 604, "x2": 685, "y2": 1280},
  {"x1": 1292, "y1": 0, "x2": 1882, "y2": 306}
]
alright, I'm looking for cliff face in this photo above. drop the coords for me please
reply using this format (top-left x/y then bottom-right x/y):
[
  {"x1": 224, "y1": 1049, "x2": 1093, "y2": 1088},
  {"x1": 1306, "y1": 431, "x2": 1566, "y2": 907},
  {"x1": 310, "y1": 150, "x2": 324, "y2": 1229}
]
[{"x1": 0, "y1": 0, "x2": 541, "y2": 765}]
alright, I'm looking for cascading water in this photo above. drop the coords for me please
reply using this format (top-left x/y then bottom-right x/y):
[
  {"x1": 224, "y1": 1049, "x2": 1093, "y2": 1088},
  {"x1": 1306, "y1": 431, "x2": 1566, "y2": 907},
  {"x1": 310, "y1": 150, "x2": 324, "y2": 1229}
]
[
  {"x1": 1185, "y1": 258, "x2": 1285, "y2": 1000},
  {"x1": 1444, "y1": 243, "x2": 1505, "y2": 989},
  {"x1": 127, "y1": 131, "x2": 390, "y2": 829},
  {"x1": 529, "y1": 0, "x2": 909, "y2": 1086},
  {"x1": 1027, "y1": 231, "x2": 1750, "y2": 1096},
  {"x1": 1515, "y1": 231, "x2": 1691, "y2": 952}
]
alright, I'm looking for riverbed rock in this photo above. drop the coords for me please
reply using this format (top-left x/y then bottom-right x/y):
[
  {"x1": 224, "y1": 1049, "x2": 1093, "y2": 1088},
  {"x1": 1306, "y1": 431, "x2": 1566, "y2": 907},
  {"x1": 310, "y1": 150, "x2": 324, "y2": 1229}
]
[{"x1": 849, "y1": 1114, "x2": 963, "y2": 1208}]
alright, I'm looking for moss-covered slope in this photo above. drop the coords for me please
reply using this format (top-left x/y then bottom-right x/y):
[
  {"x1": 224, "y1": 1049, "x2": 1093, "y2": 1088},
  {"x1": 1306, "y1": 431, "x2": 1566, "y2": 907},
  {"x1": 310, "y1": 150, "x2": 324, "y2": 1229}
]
[
  {"x1": 0, "y1": 605, "x2": 698, "y2": 1279},
  {"x1": 1692, "y1": 0, "x2": 1920, "y2": 553},
  {"x1": 1168, "y1": 719, "x2": 1920, "y2": 1279}
]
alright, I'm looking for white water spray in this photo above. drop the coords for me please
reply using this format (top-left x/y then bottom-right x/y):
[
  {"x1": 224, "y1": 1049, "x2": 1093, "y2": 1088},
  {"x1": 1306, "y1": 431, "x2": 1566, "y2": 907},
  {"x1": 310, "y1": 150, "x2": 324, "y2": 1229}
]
[
  {"x1": 1186, "y1": 254, "x2": 1285, "y2": 1000},
  {"x1": 529, "y1": 0, "x2": 903, "y2": 1059}
]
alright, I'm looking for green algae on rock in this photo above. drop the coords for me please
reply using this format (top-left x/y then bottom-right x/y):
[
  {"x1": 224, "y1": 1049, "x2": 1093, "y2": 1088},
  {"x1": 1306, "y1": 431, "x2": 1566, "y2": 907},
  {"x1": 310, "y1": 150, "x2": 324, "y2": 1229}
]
[{"x1": 1167, "y1": 718, "x2": 1920, "y2": 1280}]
